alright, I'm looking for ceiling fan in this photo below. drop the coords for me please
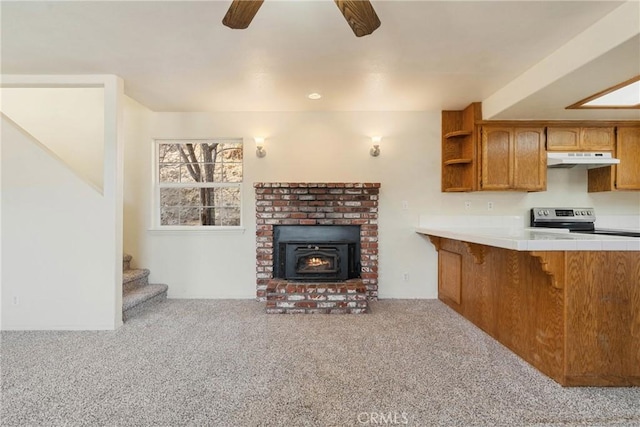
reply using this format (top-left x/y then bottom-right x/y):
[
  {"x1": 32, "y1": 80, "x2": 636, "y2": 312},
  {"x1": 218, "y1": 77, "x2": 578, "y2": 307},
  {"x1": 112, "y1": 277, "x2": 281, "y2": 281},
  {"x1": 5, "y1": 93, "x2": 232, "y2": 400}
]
[{"x1": 222, "y1": 0, "x2": 381, "y2": 37}]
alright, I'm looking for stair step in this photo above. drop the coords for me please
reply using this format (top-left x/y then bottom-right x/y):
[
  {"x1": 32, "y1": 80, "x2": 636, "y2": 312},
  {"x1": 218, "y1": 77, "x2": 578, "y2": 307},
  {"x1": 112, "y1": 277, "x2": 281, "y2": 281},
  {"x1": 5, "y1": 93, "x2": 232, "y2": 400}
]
[
  {"x1": 123, "y1": 268, "x2": 150, "y2": 292},
  {"x1": 121, "y1": 255, "x2": 168, "y2": 321},
  {"x1": 123, "y1": 254, "x2": 133, "y2": 271},
  {"x1": 123, "y1": 283, "x2": 168, "y2": 321}
]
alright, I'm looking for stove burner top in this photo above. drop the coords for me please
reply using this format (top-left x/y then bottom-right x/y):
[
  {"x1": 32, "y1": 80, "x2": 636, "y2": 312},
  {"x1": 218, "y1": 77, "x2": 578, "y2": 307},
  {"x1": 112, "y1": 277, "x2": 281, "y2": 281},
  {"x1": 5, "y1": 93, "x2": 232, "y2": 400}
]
[
  {"x1": 571, "y1": 229, "x2": 640, "y2": 238},
  {"x1": 530, "y1": 207, "x2": 640, "y2": 238}
]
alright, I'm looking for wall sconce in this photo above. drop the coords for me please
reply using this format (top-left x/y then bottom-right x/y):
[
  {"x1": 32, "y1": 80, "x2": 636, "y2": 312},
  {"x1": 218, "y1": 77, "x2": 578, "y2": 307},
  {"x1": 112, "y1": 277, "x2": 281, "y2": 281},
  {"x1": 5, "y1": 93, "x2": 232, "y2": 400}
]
[
  {"x1": 370, "y1": 136, "x2": 381, "y2": 157},
  {"x1": 255, "y1": 137, "x2": 266, "y2": 158}
]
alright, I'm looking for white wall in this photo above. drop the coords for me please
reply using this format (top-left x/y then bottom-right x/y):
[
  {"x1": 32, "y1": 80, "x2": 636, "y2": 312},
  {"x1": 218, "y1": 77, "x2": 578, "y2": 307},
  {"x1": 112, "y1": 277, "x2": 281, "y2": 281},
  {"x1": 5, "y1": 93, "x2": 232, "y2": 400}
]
[
  {"x1": 123, "y1": 107, "x2": 640, "y2": 299},
  {"x1": 1, "y1": 115, "x2": 115, "y2": 329},
  {"x1": 0, "y1": 75, "x2": 124, "y2": 330},
  {"x1": 123, "y1": 96, "x2": 153, "y2": 261},
  {"x1": 0, "y1": 88, "x2": 105, "y2": 191}
]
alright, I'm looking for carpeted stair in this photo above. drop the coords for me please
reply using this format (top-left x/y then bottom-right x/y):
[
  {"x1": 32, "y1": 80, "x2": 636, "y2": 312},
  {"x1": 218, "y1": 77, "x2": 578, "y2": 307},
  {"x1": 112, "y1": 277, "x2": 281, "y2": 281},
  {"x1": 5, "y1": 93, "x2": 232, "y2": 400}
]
[{"x1": 122, "y1": 254, "x2": 168, "y2": 321}]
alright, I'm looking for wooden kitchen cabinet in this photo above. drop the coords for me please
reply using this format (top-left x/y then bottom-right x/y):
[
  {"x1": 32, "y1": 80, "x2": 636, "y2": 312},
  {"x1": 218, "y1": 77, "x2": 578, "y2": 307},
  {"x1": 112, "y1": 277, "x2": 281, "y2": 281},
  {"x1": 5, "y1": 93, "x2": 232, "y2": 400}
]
[
  {"x1": 480, "y1": 127, "x2": 510, "y2": 190},
  {"x1": 588, "y1": 126, "x2": 640, "y2": 191},
  {"x1": 427, "y1": 236, "x2": 640, "y2": 386},
  {"x1": 480, "y1": 126, "x2": 546, "y2": 191},
  {"x1": 438, "y1": 249, "x2": 462, "y2": 305},
  {"x1": 441, "y1": 103, "x2": 481, "y2": 192},
  {"x1": 547, "y1": 126, "x2": 614, "y2": 151},
  {"x1": 440, "y1": 103, "x2": 638, "y2": 194}
]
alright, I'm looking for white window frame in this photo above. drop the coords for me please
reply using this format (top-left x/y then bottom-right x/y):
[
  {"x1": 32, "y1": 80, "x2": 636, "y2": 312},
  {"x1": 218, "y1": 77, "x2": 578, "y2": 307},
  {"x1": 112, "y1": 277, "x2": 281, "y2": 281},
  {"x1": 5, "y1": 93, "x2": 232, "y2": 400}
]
[{"x1": 150, "y1": 138, "x2": 244, "y2": 232}]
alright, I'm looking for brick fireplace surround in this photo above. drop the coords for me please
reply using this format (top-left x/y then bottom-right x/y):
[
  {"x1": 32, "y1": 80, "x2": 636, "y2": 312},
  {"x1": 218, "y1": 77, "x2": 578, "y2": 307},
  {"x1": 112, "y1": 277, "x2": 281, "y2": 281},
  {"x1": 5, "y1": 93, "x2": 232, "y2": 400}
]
[{"x1": 255, "y1": 183, "x2": 380, "y2": 314}]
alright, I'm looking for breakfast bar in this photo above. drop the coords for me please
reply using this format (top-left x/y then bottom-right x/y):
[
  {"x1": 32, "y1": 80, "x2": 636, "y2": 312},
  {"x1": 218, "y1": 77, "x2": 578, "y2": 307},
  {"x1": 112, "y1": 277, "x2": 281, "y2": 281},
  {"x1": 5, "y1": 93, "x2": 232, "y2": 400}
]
[{"x1": 417, "y1": 226, "x2": 640, "y2": 387}]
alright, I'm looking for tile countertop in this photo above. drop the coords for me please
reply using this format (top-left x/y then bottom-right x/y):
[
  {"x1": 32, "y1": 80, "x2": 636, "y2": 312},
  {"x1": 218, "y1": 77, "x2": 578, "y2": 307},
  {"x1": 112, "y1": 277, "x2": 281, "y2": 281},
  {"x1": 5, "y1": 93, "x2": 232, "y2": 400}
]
[{"x1": 416, "y1": 216, "x2": 640, "y2": 251}]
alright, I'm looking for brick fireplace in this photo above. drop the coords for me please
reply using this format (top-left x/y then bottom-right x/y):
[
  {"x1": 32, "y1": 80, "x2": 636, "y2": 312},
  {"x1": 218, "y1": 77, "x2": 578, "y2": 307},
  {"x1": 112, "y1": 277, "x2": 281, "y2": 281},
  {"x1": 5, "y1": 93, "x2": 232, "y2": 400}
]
[{"x1": 255, "y1": 182, "x2": 380, "y2": 313}]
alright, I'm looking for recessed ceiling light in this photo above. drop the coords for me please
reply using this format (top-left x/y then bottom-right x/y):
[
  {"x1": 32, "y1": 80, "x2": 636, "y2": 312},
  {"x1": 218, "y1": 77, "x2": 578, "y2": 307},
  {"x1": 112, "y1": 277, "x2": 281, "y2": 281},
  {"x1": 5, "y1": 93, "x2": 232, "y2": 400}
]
[
  {"x1": 567, "y1": 75, "x2": 640, "y2": 109},
  {"x1": 307, "y1": 92, "x2": 322, "y2": 100}
]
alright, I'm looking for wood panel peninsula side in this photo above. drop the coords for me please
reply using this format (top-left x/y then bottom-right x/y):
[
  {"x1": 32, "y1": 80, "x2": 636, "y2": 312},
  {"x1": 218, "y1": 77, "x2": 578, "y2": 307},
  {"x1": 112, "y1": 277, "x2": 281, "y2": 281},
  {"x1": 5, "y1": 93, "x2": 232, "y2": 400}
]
[{"x1": 425, "y1": 235, "x2": 640, "y2": 387}]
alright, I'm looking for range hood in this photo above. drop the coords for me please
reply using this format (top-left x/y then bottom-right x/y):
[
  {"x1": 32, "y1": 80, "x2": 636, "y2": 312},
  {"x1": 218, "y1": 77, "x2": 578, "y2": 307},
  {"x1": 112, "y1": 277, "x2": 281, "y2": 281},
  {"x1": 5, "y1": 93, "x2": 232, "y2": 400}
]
[{"x1": 547, "y1": 152, "x2": 620, "y2": 169}]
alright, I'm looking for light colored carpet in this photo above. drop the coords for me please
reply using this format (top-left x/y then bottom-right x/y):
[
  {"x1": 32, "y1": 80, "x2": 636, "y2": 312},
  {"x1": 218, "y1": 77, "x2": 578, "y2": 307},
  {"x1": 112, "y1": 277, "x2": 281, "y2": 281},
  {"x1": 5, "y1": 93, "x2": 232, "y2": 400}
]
[{"x1": 2, "y1": 300, "x2": 639, "y2": 426}]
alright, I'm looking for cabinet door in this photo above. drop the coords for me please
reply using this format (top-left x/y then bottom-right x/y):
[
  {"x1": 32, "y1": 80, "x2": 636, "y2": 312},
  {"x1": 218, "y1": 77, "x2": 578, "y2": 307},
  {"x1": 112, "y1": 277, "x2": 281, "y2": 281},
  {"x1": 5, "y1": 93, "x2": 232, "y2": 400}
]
[
  {"x1": 439, "y1": 250, "x2": 462, "y2": 305},
  {"x1": 547, "y1": 127, "x2": 579, "y2": 151},
  {"x1": 581, "y1": 127, "x2": 614, "y2": 151},
  {"x1": 481, "y1": 127, "x2": 512, "y2": 190},
  {"x1": 513, "y1": 128, "x2": 546, "y2": 191},
  {"x1": 616, "y1": 127, "x2": 640, "y2": 190}
]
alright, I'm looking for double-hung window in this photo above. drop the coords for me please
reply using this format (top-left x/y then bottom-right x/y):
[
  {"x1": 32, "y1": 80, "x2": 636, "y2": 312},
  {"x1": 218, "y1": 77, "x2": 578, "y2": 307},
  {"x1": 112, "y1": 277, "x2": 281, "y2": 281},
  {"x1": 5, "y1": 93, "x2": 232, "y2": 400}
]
[{"x1": 154, "y1": 139, "x2": 243, "y2": 228}]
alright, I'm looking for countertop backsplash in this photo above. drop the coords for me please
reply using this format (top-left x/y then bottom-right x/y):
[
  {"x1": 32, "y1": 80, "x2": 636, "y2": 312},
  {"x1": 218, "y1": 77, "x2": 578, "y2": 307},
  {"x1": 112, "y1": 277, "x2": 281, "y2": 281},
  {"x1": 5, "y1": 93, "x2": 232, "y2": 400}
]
[
  {"x1": 419, "y1": 215, "x2": 524, "y2": 229},
  {"x1": 596, "y1": 215, "x2": 640, "y2": 230},
  {"x1": 420, "y1": 214, "x2": 640, "y2": 231}
]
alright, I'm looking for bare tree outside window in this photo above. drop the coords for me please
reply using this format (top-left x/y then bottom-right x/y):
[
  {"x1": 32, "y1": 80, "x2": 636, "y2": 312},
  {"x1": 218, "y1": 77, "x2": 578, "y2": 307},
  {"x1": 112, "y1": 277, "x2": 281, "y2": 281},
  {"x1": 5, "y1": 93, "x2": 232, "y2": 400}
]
[{"x1": 156, "y1": 139, "x2": 243, "y2": 227}]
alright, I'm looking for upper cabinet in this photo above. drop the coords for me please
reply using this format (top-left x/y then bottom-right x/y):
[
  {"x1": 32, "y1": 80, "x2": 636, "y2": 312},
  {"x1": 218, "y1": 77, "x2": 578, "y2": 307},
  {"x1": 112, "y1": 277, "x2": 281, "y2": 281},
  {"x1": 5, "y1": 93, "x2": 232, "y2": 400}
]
[
  {"x1": 440, "y1": 104, "x2": 545, "y2": 192},
  {"x1": 588, "y1": 126, "x2": 640, "y2": 192},
  {"x1": 441, "y1": 103, "x2": 481, "y2": 192},
  {"x1": 547, "y1": 127, "x2": 614, "y2": 151},
  {"x1": 480, "y1": 127, "x2": 546, "y2": 192},
  {"x1": 480, "y1": 127, "x2": 510, "y2": 190},
  {"x1": 440, "y1": 103, "x2": 639, "y2": 194}
]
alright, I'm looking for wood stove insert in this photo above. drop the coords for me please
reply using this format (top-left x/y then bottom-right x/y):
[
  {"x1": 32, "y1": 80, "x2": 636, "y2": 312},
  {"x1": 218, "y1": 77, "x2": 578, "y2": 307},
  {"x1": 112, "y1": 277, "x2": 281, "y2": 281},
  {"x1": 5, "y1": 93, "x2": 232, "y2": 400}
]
[{"x1": 274, "y1": 225, "x2": 360, "y2": 282}]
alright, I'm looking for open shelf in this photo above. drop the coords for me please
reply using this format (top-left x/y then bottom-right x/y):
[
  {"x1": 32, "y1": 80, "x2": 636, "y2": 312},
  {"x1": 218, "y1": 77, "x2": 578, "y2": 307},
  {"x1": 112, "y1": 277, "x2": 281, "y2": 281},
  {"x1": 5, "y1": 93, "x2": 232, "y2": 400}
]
[
  {"x1": 444, "y1": 130, "x2": 473, "y2": 139},
  {"x1": 441, "y1": 103, "x2": 481, "y2": 193},
  {"x1": 444, "y1": 158, "x2": 472, "y2": 165},
  {"x1": 443, "y1": 187, "x2": 472, "y2": 192}
]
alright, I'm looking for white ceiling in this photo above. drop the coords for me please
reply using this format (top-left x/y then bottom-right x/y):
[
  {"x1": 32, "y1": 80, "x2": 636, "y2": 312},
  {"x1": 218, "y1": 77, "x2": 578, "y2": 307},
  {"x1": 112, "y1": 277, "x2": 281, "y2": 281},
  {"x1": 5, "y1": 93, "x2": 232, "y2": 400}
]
[{"x1": 1, "y1": 1, "x2": 638, "y2": 119}]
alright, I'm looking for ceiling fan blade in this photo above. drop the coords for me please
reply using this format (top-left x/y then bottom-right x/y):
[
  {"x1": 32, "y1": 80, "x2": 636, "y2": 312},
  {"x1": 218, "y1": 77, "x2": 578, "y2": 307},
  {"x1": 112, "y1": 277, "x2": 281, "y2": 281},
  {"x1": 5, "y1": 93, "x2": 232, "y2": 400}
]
[
  {"x1": 222, "y1": 0, "x2": 264, "y2": 30},
  {"x1": 334, "y1": 0, "x2": 381, "y2": 37}
]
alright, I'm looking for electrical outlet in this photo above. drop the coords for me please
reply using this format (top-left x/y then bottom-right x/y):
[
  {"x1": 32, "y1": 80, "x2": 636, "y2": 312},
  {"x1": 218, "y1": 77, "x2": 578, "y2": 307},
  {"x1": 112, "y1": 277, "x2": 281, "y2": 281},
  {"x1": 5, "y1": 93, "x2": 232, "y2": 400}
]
[
  {"x1": 403, "y1": 273, "x2": 410, "y2": 282},
  {"x1": 12, "y1": 296, "x2": 19, "y2": 306},
  {"x1": 464, "y1": 201, "x2": 471, "y2": 210},
  {"x1": 402, "y1": 201, "x2": 409, "y2": 210},
  {"x1": 487, "y1": 201, "x2": 494, "y2": 211}
]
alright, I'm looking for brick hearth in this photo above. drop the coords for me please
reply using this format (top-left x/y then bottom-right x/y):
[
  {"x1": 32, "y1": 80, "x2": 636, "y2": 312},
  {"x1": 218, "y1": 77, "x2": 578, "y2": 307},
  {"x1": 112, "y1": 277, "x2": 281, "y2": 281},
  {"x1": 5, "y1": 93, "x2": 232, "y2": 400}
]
[
  {"x1": 266, "y1": 279, "x2": 369, "y2": 314},
  {"x1": 255, "y1": 182, "x2": 380, "y2": 313}
]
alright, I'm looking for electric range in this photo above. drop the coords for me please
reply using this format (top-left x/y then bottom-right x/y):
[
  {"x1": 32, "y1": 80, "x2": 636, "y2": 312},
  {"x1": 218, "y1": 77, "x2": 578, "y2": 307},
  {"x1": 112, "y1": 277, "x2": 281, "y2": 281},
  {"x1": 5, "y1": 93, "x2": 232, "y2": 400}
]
[{"x1": 530, "y1": 207, "x2": 640, "y2": 238}]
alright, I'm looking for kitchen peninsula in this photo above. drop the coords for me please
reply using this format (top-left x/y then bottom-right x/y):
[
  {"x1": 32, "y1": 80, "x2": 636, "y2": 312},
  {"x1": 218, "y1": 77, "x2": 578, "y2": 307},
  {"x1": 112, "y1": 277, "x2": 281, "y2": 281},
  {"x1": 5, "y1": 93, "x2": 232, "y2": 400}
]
[{"x1": 417, "y1": 224, "x2": 640, "y2": 387}]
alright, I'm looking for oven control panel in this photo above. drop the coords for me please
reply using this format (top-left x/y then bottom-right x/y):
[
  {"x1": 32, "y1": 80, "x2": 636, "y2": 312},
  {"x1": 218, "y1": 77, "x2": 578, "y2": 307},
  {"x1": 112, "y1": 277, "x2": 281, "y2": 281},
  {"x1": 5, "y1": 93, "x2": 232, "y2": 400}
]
[{"x1": 531, "y1": 207, "x2": 595, "y2": 223}]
